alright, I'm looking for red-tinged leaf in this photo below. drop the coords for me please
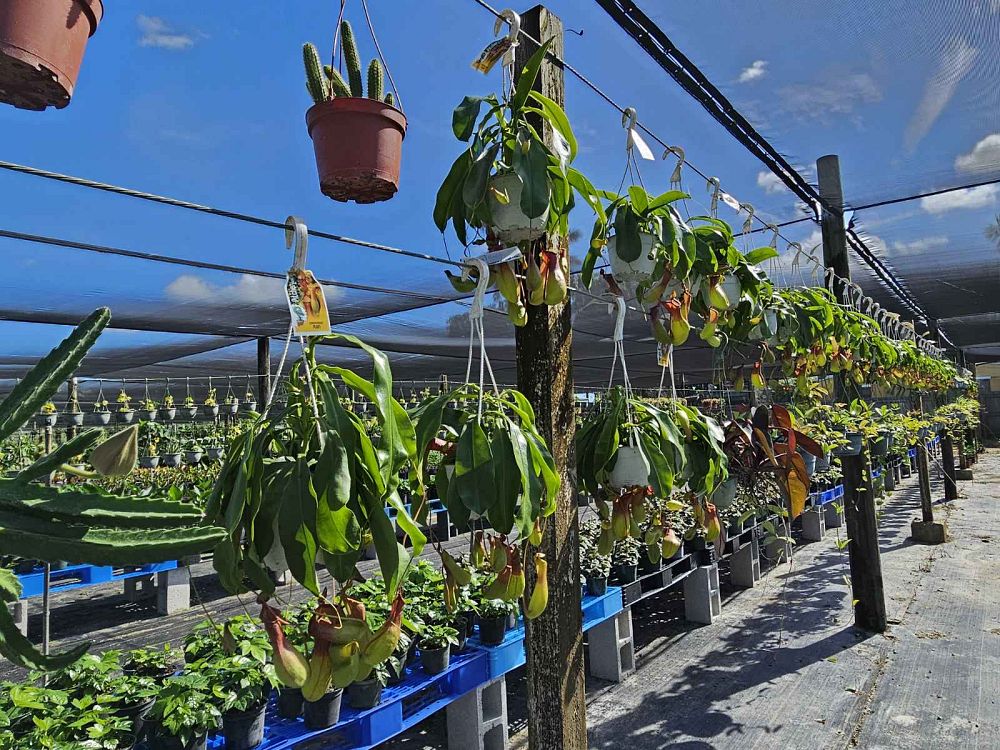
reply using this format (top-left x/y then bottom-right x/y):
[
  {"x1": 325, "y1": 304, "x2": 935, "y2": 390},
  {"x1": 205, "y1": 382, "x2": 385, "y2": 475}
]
[
  {"x1": 754, "y1": 429, "x2": 778, "y2": 466},
  {"x1": 771, "y1": 404, "x2": 792, "y2": 430},
  {"x1": 793, "y1": 430, "x2": 825, "y2": 458},
  {"x1": 787, "y1": 452, "x2": 810, "y2": 519}
]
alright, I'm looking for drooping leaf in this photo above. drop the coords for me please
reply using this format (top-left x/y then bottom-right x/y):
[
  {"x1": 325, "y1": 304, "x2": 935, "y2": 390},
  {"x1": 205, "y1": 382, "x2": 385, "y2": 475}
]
[
  {"x1": 511, "y1": 39, "x2": 553, "y2": 114},
  {"x1": 453, "y1": 422, "x2": 496, "y2": 515},
  {"x1": 277, "y1": 460, "x2": 319, "y2": 595},
  {"x1": 15, "y1": 430, "x2": 104, "y2": 483},
  {"x1": 613, "y1": 205, "x2": 642, "y2": 262},
  {"x1": 0, "y1": 570, "x2": 88, "y2": 670},
  {"x1": 488, "y1": 430, "x2": 519, "y2": 535},
  {"x1": 511, "y1": 138, "x2": 551, "y2": 219},
  {"x1": 452, "y1": 95, "x2": 486, "y2": 141},
  {"x1": 744, "y1": 246, "x2": 780, "y2": 265}
]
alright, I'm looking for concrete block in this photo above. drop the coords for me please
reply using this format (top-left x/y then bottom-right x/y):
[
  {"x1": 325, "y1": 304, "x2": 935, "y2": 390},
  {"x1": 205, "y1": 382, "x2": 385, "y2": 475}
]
[
  {"x1": 911, "y1": 520, "x2": 949, "y2": 544},
  {"x1": 156, "y1": 567, "x2": 190, "y2": 614},
  {"x1": 764, "y1": 536, "x2": 793, "y2": 566},
  {"x1": 955, "y1": 468, "x2": 974, "y2": 481},
  {"x1": 730, "y1": 536, "x2": 761, "y2": 588},
  {"x1": 447, "y1": 675, "x2": 508, "y2": 750},
  {"x1": 801, "y1": 507, "x2": 826, "y2": 542},
  {"x1": 683, "y1": 564, "x2": 721, "y2": 625},
  {"x1": 824, "y1": 503, "x2": 844, "y2": 529},
  {"x1": 124, "y1": 574, "x2": 156, "y2": 602},
  {"x1": 10, "y1": 600, "x2": 28, "y2": 636},
  {"x1": 588, "y1": 609, "x2": 635, "y2": 682}
]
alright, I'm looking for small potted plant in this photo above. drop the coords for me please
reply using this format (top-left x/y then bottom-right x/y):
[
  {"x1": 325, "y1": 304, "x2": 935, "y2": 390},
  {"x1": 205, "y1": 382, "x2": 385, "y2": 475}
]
[
  {"x1": 146, "y1": 673, "x2": 221, "y2": 750},
  {"x1": 243, "y1": 388, "x2": 258, "y2": 414},
  {"x1": 182, "y1": 395, "x2": 199, "y2": 420},
  {"x1": 91, "y1": 396, "x2": 112, "y2": 425},
  {"x1": 139, "y1": 397, "x2": 158, "y2": 422},
  {"x1": 65, "y1": 392, "x2": 85, "y2": 426},
  {"x1": 160, "y1": 437, "x2": 182, "y2": 468},
  {"x1": 37, "y1": 401, "x2": 58, "y2": 427},
  {"x1": 122, "y1": 644, "x2": 178, "y2": 681},
  {"x1": 160, "y1": 393, "x2": 176, "y2": 421},
  {"x1": 202, "y1": 389, "x2": 219, "y2": 418},
  {"x1": 611, "y1": 535, "x2": 641, "y2": 585},
  {"x1": 117, "y1": 389, "x2": 135, "y2": 424},
  {"x1": 476, "y1": 598, "x2": 509, "y2": 646},
  {"x1": 418, "y1": 623, "x2": 458, "y2": 675},
  {"x1": 183, "y1": 439, "x2": 203, "y2": 465},
  {"x1": 224, "y1": 394, "x2": 240, "y2": 416},
  {"x1": 302, "y1": 21, "x2": 405, "y2": 203},
  {"x1": 206, "y1": 443, "x2": 225, "y2": 461},
  {"x1": 105, "y1": 673, "x2": 158, "y2": 739},
  {"x1": 207, "y1": 655, "x2": 274, "y2": 750},
  {"x1": 346, "y1": 662, "x2": 388, "y2": 710},
  {"x1": 580, "y1": 519, "x2": 611, "y2": 596}
]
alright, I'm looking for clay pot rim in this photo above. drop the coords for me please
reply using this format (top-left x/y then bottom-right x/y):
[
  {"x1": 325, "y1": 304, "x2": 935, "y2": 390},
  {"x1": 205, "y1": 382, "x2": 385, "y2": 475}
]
[{"x1": 306, "y1": 97, "x2": 407, "y2": 136}]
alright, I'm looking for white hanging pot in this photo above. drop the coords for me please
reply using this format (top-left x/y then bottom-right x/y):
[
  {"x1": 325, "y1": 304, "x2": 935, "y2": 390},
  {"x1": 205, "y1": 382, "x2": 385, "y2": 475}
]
[
  {"x1": 608, "y1": 445, "x2": 651, "y2": 489},
  {"x1": 608, "y1": 231, "x2": 658, "y2": 285},
  {"x1": 487, "y1": 172, "x2": 548, "y2": 244},
  {"x1": 712, "y1": 477, "x2": 738, "y2": 510},
  {"x1": 721, "y1": 275, "x2": 742, "y2": 310}
]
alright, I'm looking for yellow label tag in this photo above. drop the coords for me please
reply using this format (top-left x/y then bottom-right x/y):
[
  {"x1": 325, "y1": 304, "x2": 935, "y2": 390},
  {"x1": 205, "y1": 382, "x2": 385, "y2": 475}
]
[
  {"x1": 658, "y1": 343, "x2": 671, "y2": 367},
  {"x1": 472, "y1": 38, "x2": 513, "y2": 74},
  {"x1": 285, "y1": 269, "x2": 331, "y2": 336}
]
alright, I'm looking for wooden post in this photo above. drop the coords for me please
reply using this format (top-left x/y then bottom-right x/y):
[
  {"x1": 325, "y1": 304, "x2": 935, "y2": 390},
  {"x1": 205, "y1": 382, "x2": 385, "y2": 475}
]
[
  {"x1": 940, "y1": 431, "x2": 958, "y2": 500},
  {"x1": 918, "y1": 443, "x2": 934, "y2": 523},
  {"x1": 256, "y1": 337, "x2": 270, "y2": 404},
  {"x1": 817, "y1": 155, "x2": 851, "y2": 402},
  {"x1": 841, "y1": 446, "x2": 887, "y2": 632},
  {"x1": 514, "y1": 7, "x2": 587, "y2": 750}
]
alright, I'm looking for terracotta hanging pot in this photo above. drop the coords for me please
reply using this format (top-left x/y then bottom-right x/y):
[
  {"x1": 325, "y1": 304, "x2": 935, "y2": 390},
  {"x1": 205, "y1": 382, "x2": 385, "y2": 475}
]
[
  {"x1": 306, "y1": 97, "x2": 406, "y2": 204},
  {"x1": 0, "y1": 0, "x2": 103, "y2": 111}
]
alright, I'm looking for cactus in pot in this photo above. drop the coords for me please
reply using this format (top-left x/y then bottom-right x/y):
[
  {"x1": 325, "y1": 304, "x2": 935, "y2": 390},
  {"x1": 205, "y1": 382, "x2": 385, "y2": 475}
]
[{"x1": 303, "y1": 21, "x2": 395, "y2": 106}]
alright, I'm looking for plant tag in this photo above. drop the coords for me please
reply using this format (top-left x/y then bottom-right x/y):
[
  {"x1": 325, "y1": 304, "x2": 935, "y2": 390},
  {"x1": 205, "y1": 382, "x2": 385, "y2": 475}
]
[
  {"x1": 472, "y1": 38, "x2": 514, "y2": 74},
  {"x1": 720, "y1": 192, "x2": 741, "y2": 211},
  {"x1": 285, "y1": 269, "x2": 331, "y2": 336},
  {"x1": 658, "y1": 342, "x2": 671, "y2": 366}
]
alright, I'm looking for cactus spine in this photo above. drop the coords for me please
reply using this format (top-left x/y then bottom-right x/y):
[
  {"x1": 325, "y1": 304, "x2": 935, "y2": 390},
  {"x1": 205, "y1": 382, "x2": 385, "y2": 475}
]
[
  {"x1": 367, "y1": 59, "x2": 384, "y2": 102},
  {"x1": 340, "y1": 21, "x2": 364, "y2": 97},
  {"x1": 303, "y1": 43, "x2": 329, "y2": 104}
]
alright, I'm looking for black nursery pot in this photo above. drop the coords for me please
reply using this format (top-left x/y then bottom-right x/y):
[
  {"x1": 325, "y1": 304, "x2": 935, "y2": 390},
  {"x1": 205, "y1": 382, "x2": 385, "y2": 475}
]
[
  {"x1": 459, "y1": 610, "x2": 477, "y2": 637},
  {"x1": 477, "y1": 615, "x2": 507, "y2": 646},
  {"x1": 222, "y1": 703, "x2": 267, "y2": 750},
  {"x1": 611, "y1": 563, "x2": 638, "y2": 585},
  {"x1": 346, "y1": 677, "x2": 383, "y2": 710},
  {"x1": 112, "y1": 697, "x2": 155, "y2": 739},
  {"x1": 585, "y1": 575, "x2": 608, "y2": 597},
  {"x1": 452, "y1": 617, "x2": 468, "y2": 651},
  {"x1": 145, "y1": 725, "x2": 207, "y2": 750},
  {"x1": 638, "y1": 555, "x2": 660, "y2": 577},
  {"x1": 277, "y1": 687, "x2": 304, "y2": 719},
  {"x1": 419, "y1": 642, "x2": 451, "y2": 675},
  {"x1": 303, "y1": 688, "x2": 343, "y2": 730}
]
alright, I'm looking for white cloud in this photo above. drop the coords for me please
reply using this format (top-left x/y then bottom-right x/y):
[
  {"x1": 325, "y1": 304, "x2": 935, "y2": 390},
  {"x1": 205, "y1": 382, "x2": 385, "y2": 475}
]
[
  {"x1": 756, "y1": 171, "x2": 786, "y2": 194},
  {"x1": 904, "y1": 36, "x2": 978, "y2": 151},
  {"x1": 920, "y1": 184, "x2": 999, "y2": 214},
  {"x1": 955, "y1": 133, "x2": 1000, "y2": 173},
  {"x1": 137, "y1": 15, "x2": 195, "y2": 50},
  {"x1": 165, "y1": 274, "x2": 288, "y2": 305},
  {"x1": 777, "y1": 73, "x2": 882, "y2": 126},
  {"x1": 738, "y1": 60, "x2": 767, "y2": 84},
  {"x1": 800, "y1": 229, "x2": 823, "y2": 252},
  {"x1": 890, "y1": 236, "x2": 949, "y2": 255}
]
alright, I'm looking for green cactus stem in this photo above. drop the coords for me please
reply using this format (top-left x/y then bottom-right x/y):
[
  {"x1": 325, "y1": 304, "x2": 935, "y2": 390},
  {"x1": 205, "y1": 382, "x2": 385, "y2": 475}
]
[
  {"x1": 340, "y1": 20, "x2": 364, "y2": 97},
  {"x1": 325, "y1": 64, "x2": 352, "y2": 99},
  {"x1": 303, "y1": 42, "x2": 329, "y2": 104},
  {"x1": 385, "y1": 92, "x2": 394, "y2": 107},
  {"x1": 367, "y1": 59, "x2": 384, "y2": 102}
]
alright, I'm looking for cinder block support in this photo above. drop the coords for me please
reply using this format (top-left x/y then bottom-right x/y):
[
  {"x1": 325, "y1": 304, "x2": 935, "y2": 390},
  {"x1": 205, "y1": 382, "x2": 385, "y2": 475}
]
[
  {"x1": 156, "y1": 567, "x2": 190, "y2": 615},
  {"x1": 683, "y1": 564, "x2": 722, "y2": 625},
  {"x1": 588, "y1": 609, "x2": 635, "y2": 682},
  {"x1": 447, "y1": 675, "x2": 508, "y2": 750},
  {"x1": 730, "y1": 536, "x2": 761, "y2": 588},
  {"x1": 955, "y1": 468, "x2": 974, "y2": 481},
  {"x1": 824, "y1": 502, "x2": 844, "y2": 529},
  {"x1": 764, "y1": 535, "x2": 793, "y2": 566},
  {"x1": 10, "y1": 601, "x2": 28, "y2": 636},
  {"x1": 801, "y1": 507, "x2": 826, "y2": 542},
  {"x1": 124, "y1": 574, "x2": 156, "y2": 602}
]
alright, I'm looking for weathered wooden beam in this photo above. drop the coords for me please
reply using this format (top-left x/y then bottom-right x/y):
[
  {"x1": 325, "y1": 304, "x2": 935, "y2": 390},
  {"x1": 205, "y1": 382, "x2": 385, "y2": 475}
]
[
  {"x1": 841, "y1": 446, "x2": 887, "y2": 632},
  {"x1": 514, "y1": 7, "x2": 587, "y2": 750}
]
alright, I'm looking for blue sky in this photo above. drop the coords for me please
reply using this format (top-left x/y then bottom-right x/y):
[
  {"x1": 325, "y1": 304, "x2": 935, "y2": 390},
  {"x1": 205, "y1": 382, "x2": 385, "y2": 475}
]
[{"x1": 1, "y1": 0, "x2": 996, "y2": 370}]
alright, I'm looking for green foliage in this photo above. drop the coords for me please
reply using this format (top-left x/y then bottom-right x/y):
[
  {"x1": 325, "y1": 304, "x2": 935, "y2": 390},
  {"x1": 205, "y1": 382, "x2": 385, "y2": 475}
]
[
  {"x1": 340, "y1": 20, "x2": 364, "y2": 97},
  {"x1": 367, "y1": 58, "x2": 384, "y2": 102},
  {"x1": 419, "y1": 623, "x2": 458, "y2": 650},
  {"x1": 147, "y1": 673, "x2": 222, "y2": 747},
  {"x1": 303, "y1": 43, "x2": 329, "y2": 104}
]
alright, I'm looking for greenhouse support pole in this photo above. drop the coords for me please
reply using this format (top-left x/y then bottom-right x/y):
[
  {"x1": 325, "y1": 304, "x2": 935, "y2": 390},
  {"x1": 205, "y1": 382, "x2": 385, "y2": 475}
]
[
  {"x1": 940, "y1": 431, "x2": 958, "y2": 501},
  {"x1": 514, "y1": 7, "x2": 587, "y2": 750},
  {"x1": 257, "y1": 337, "x2": 270, "y2": 403},
  {"x1": 841, "y1": 445, "x2": 887, "y2": 632},
  {"x1": 817, "y1": 155, "x2": 851, "y2": 402}
]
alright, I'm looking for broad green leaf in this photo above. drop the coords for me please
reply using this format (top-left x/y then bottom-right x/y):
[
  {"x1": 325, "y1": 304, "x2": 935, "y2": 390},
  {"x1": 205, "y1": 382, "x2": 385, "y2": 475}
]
[
  {"x1": 277, "y1": 460, "x2": 319, "y2": 595},
  {"x1": 454, "y1": 422, "x2": 496, "y2": 515},
  {"x1": 512, "y1": 138, "x2": 551, "y2": 219},
  {"x1": 613, "y1": 206, "x2": 642, "y2": 262},
  {"x1": 15, "y1": 430, "x2": 103, "y2": 483},
  {"x1": 433, "y1": 151, "x2": 472, "y2": 232},
  {"x1": 452, "y1": 95, "x2": 486, "y2": 141},
  {"x1": 0, "y1": 572, "x2": 89, "y2": 670},
  {"x1": 511, "y1": 39, "x2": 553, "y2": 114},
  {"x1": 744, "y1": 246, "x2": 779, "y2": 265},
  {"x1": 527, "y1": 90, "x2": 578, "y2": 161},
  {"x1": 488, "y1": 430, "x2": 519, "y2": 535},
  {"x1": 463, "y1": 143, "x2": 500, "y2": 209}
]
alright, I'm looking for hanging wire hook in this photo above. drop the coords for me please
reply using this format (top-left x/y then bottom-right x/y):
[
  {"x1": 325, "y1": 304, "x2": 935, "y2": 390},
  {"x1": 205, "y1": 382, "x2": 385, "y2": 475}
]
[
  {"x1": 663, "y1": 145, "x2": 686, "y2": 188},
  {"x1": 707, "y1": 177, "x2": 721, "y2": 217}
]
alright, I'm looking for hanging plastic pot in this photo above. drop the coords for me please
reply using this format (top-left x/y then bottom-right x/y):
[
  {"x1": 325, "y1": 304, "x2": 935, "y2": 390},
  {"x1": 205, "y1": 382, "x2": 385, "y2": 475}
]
[
  {"x1": 607, "y1": 231, "x2": 657, "y2": 285},
  {"x1": 720, "y1": 275, "x2": 742, "y2": 310},
  {"x1": 487, "y1": 172, "x2": 548, "y2": 243},
  {"x1": 0, "y1": 0, "x2": 103, "y2": 111},
  {"x1": 711, "y1": 477, "x2": 738, "y2": 510},
  {"x1": 307, "y1": 97, "x2": 406, "y2": 204},
  {"x1": 608, "y1": 445, "x2": 651, "y2": 490}
]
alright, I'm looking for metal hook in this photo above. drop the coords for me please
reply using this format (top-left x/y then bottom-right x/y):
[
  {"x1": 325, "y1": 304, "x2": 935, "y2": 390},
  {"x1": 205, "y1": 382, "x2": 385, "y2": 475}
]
[
  {"x1": 621, "y1": 107, "x2": 638, "y2": 131},
  {"x1": 739, "y1": 203, "x2": 755, "y2": 234},
  {"x1": 494, "y1": 9, "x2": 520, "y2": 42},
  {"x1": 707, "y1": 177, "x2": 721, "y2": 217},
  {"x1": 663, "y1": 145, "x2": 686, "y2": 186},
  {"x1": 285, "y1": 215, "x2": 309, "y2": 271}
]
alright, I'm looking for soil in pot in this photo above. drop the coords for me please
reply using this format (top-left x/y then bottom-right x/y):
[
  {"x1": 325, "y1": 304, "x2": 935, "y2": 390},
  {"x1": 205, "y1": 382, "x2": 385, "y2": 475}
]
[
  {"x1": 303, "y1": 688, "x2": 343, "y2": 730},
  {"x1": 307, "y1": 97, "x2": 406, "y2": 204},
  {"x1": 277, "y1": 687, "x2": 303, "y2": 720},
  {"x1": 611, "y1": 563, "x2": 638, "y2": 585},
  {"x1": 477, "y1": 615, "x2": 507, "y2": 646},
  {"x1": 0, "y1": 0, "x2": 103, "y2": 111},
  {"x1": 419, "y1": 642, "x2": 451, "y2": 675},
  {"x1": 585, "y1": 575, "x2": 608, "y2": 597},
  {"x1": 222, "y1": 703, "x2": 266, "y2": 750},
  {"x1": 346, "y1": 678, "x2": 382, "y2": 710}
]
